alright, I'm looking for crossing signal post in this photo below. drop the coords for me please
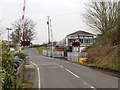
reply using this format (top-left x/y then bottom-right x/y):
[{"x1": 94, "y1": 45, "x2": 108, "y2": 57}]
[{"x1": 71, "y1": 40, "x2": 81, "y2": 62}]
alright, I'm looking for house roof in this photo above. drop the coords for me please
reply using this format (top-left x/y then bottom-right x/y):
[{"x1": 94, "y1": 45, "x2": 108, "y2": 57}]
[{"x1": 66, "y1": 30, "x2": 96, "y2": 38}]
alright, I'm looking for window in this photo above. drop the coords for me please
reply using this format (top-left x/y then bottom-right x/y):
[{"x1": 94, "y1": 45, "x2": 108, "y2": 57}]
[
  {"x1": 81, "y1": 39, "x2": 83, "y2": 43},
  {"x1": 84, "y1": 39, "x2": 88, "y2": 44}
]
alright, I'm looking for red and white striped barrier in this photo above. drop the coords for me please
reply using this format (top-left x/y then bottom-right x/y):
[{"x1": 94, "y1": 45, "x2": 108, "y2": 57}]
[
  {"x1": 50, "y1": 19, "x2": 53, "y2": 50},
  {"x1": 21, "y1": 0, "x2": 26, "y2": 40},
  {"x1": 19, "y1": 0, "x2": 26, "y2": 53}
]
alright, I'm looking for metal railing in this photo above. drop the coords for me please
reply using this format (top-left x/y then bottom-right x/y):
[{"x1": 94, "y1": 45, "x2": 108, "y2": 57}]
[
  {"x1": 52, "y1": 51, "x2": 64, "y2": 58},
  {"x1": 42, "y1": 50, "x2": 88, "y2": 63},
  {"x1": 67, "y1": 52, "x2": 88, "y2": 62},
  {"x1": 42, "y1": 50, "x2": 48, "y2": 56},
  {"x1": 48, "y1": 50, "x2": 52, "y2": 57},
  {"x1": 42, "y1": 50, "x2": 64, "y2": 58}
]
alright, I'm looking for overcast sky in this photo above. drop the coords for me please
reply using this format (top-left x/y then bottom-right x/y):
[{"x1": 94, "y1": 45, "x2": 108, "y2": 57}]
[{"x1": 0, "y1": 0, "x2": 99, "y2": 44}]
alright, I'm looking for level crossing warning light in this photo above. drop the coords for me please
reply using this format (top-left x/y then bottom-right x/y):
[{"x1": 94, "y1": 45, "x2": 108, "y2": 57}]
[
  {"x1": 71, "y1": 40, "x2": 81, "y2": 48},
  {"x1": 20, "y1": 39, "x2": 31, "y2": 47}
]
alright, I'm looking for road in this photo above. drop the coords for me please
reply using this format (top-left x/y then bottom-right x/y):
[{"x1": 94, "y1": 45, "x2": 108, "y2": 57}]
[{"x1": 24, "y1": 48, "x2": 119, "y2": 89}]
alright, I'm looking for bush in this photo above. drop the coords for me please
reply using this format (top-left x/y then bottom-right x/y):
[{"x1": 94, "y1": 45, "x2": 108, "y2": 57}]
[
  {"x1": 2, "y1": 43, "x2": 16, "y2": 89},
  {"x1": 106, "y1": 27, "x2": 119, "y2": 46},
  {"x1": 14, "y1": 53, "x2": 26, "y2": 60}
]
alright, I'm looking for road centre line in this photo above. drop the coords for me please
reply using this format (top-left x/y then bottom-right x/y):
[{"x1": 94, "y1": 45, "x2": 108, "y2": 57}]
[
  {"x1": 65, "y1": 68, "x2": 80, "y2": 78},
  {"x1": 83, "y1": 82, "x2": 97, "y2": 90},
  {"x1": 57, "y1": 64, "x2": 96, "y2": 89},
  {"x1": 56, "y1": 64, "x2": 80, "y2": 78},
  {"x1": 30, "y1": 61, "x2": 41, "y2": 89},
  {"x1": 59, "y1": 65, "x2": 64, "y2": 68}
]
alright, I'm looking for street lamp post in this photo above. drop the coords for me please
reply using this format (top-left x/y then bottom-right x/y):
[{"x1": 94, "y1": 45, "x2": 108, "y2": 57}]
[{"x1": 6, "y1": 28, "x2": 12, "y2": 48}]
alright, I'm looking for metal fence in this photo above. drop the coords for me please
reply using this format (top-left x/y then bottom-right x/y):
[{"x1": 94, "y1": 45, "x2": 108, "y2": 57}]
[
  {"x1": 42, "y1": 50, "x2": 88, "y2": 63},
  {"x1": 48, "y1": 50, "x2": 52, "y2": 57},
  {"x1": 67, "y1": 52, "x2": 88, "y2": 62},
  {"x1": 42, "y1": 50, "x2": 48, "y2": 56},
  {"x1": 52, "y1": 51, "x2": 64, "y2": 58},
  {"x1": 42, "y1": 50, "x2": 64, "y2": 58}
]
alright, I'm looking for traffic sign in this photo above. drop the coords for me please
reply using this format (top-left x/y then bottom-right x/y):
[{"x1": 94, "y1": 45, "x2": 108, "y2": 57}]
[
  {"x1": 20, "y1": 39, "x2": 31, "y2": 47},
  {"x1": 71, "y1": 41, "x2": 81, "y2": 48}
]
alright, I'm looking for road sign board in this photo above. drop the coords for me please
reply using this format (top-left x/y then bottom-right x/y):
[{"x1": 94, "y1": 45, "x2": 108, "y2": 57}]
[
  {"x1": 71, "y1": 41, "x2": 81, "y2": 48},
  {"x1": 20, "y1": 39, "x2": 31, "y2": 47}
]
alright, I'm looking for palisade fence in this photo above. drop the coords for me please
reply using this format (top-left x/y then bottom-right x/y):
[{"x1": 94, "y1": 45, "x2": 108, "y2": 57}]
[
  {"x1": 42, "y1": 50, "x2": 88, "y2": 63},
  {"x1": 42, "y1": 50, "x2": 48, "y2": 56},
  {"x1": 53, "y1": 51, "x2": 64, "y2": 58},
  {"x1": 42, "y1": 50, "x2": 64, "y2": 58},
  {"x1": 67, "y1": 52, "x2": 88, "y2": 62}
]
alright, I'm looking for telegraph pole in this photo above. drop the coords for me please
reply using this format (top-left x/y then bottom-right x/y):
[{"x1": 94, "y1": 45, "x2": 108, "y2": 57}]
[{"x1": 47, "y1": 16, "x2": 50, "y2": 44}]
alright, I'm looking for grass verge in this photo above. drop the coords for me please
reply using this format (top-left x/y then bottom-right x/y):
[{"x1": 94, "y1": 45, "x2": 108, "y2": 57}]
[
  {"x1": 22, "y1": 80, "x2": 34, "y2": 88},
  {"x1": 36, "y1": 46, "x2": 49, "y2": 55},
  {"x1": 84, "y1": 63, "x2": 120, "y2": 72}
]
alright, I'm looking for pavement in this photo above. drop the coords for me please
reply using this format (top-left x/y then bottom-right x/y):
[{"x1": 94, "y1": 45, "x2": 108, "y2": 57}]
[
  {"x1": 23, "y1": 63, "x2": 38, "y2": 88},
  {"x1": 23, "y1": 48, "x2": 119, "y2": 89}
]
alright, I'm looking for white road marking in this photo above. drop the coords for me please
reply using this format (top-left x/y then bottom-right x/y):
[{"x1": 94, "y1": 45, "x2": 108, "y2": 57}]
[
  {"x1": 30, "y1": 61, "x2": 41, "y2": 89},
  {"x1": 65, "y1": 69, "x2": 80, "y2": 78},
  {"x1": 83, "y1": 82, "x2": 97, "y2": 90},
  {"x1": 59, "y1": 65, "x2": 64, "y2": 68}
]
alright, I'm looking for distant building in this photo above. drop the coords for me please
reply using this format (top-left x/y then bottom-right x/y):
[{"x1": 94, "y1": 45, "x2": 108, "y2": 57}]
[{"x1": 65, "y1": 30, "x2": 96, "y2": 52}]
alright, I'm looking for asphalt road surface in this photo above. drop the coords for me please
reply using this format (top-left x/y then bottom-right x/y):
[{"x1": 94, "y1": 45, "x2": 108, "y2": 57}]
[{"x1": 24, "y1": 48, "x2": 119, "y2": 89}]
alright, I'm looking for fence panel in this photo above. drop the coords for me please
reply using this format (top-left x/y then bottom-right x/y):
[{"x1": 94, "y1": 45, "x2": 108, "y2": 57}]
[
  {"x1": 42, "y1": 50, "x2": 64, "y2": 58},
  {"x1": 52, "y1": 51, "x2": 64, "y2": 58},
  {"x1": 42, "y1": 50, "x2": 48, "y2": 56},
  {"x1": 67, "y1": 52, "x2": 88, "y2": 62},
  {"x1": 48, "y1": 50, "x2": 52, "y2": 57}
]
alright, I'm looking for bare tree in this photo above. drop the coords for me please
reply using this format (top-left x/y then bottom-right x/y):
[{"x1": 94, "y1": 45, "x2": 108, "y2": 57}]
[
  {"x1": 83, "y1": 0, "x2": 118, "y2": 36},
  {"x1": 10, "y1": 18, "x2": 36, "y2": 43}
]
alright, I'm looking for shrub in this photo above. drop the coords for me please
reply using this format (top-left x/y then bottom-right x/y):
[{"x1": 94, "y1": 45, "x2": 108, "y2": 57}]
[
  {"x1": 14, "y1": 53, "x2": 26, "y2": 60},
  {"x1": 2, "y1": 43, "x2": 16, "y2": 89}
]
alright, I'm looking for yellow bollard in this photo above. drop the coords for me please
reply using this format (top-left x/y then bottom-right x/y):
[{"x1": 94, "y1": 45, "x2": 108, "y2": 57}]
[{"x1": 79, "y1": 58, "x2": 87, "y2": 63}]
